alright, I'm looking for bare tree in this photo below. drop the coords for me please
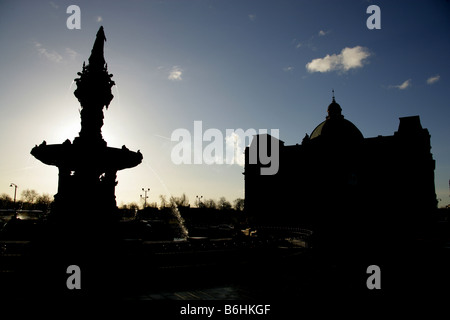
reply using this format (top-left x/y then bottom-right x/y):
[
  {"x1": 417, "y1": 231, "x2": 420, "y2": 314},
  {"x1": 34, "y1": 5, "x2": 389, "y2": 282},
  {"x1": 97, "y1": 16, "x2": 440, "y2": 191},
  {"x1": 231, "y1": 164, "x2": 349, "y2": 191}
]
[
  {"x1": 233, "y1": 198, "x2": 245, "y2": 211},
  {"x1": 218, "y1": 197, "x2": 232, "y2": 210},
  {"x1": 0, "y1": 193, "x2": 13, "y2": 209},
  {"x1": 203, "y1": 198, "x2": 217, "y2": 209},
  {"x1": 35, "y1": 193, "x2": 53, "y2": 212},
  {"x1": 159, "y1": 195, "x2": 168, "y2": 208},
  {"x1": 128, "y1": 202, "x2": 140, "y2": 212},
  {"x1": 169, "y1": 193, "x2": 189, "y2": 207},
  {"x1": 21, "y1": 189, "x2": 38, "y2": 204}
]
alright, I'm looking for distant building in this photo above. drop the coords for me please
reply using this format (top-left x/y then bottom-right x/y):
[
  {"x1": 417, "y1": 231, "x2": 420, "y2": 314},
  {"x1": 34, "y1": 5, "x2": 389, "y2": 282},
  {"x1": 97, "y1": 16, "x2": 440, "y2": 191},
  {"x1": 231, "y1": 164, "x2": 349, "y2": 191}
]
[{"x1": 244, "y1": 97, "x2": 437, "y2": 246}]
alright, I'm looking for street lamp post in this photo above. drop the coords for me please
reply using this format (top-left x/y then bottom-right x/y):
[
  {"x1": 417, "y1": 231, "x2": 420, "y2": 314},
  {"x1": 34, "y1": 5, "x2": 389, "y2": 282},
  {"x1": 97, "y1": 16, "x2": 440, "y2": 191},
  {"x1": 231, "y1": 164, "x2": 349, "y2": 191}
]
[
  {"x1": 196, "y1": 195, "x2": 203, "y2": 208},
  {"x1": 141, "y1": 187, "x2": 150, "y2": 208},
  {"x1": 9, "y1": 183, "x2": 17, "y2": 212}
]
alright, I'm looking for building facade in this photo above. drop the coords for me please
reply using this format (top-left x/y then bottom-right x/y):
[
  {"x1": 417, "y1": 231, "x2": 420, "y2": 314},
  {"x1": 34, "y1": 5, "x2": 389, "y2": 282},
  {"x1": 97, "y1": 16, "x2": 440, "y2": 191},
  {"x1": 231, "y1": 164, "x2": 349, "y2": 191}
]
[{"x1": 244, "y1": 98, "x2": 437, "y2": 247}]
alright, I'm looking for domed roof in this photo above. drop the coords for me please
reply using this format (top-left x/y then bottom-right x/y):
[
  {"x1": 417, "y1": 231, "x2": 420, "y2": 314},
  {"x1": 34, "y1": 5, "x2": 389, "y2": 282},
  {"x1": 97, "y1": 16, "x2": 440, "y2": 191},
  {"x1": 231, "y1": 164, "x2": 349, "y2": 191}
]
[{"x1": 310, "y1": 98, "x2": 363, "y2": 142}]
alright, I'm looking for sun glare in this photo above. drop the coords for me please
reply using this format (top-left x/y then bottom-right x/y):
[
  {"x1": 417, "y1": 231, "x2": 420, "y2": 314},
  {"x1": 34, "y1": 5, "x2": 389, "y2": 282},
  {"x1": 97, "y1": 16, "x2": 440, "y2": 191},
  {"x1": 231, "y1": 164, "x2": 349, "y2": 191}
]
[{"x1": 52, "y1": 121, "x2": 80, "y2": 143}]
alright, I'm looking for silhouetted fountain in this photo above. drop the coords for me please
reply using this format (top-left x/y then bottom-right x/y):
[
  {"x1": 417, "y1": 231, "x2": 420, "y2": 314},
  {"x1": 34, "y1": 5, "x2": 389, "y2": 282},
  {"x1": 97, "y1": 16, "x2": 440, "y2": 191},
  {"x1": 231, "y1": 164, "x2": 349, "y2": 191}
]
[{"x1": 31, "y1": 27, "x2": 143, "y2": 236}]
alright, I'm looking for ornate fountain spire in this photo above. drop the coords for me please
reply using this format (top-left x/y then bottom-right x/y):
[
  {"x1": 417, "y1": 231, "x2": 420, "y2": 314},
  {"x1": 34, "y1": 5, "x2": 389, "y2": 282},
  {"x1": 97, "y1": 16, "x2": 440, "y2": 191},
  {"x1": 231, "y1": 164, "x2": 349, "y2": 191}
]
[
  {"x1": 73, "y1": 26, "x2": 115, "y2": 146},
  {"x1": 88, "y1": 26, "x2": 107, "y2": 69}
]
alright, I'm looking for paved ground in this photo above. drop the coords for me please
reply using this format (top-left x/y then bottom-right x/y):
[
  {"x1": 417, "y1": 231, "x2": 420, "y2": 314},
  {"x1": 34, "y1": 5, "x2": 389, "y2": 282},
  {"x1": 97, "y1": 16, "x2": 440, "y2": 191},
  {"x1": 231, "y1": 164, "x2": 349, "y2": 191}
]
[{"x1": 124, "y1": 285, "x2": 255, "y2": 300}]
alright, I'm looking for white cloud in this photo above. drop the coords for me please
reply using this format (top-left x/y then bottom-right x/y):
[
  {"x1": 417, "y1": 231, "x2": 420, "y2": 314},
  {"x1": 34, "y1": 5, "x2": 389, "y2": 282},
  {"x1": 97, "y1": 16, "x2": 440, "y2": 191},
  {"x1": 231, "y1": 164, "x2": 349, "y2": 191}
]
[
  {"x1": 318, "y1": 30, "x2": 329, "y2": 36},
  {"x1": 427, "y1": 75, "x2": 440, "y2": 84},
  {"x1": 283, "y1": 66, "x2": 294, "y2": 72},
  {"x1": 34, "y1": 42, "x2": 63, "y2": 63},
  {"x1": 397, "y1": 79, "x2": 411, "y2": 89},
  {"x1": 248, "y1": 14, "x2": 256, "y2": 22},
  {"x1": 390, "y1": 79, "x2": 411, "y2": 90},
  {"x1": 168, "y1": 66, "x2": 183, "y2": 81},
  {"x1": 65, "y1": 47, "x2": 79, "y2": 60},
  {"x1": 306, "y1": 46, "x2": 370, "y2": 73}
]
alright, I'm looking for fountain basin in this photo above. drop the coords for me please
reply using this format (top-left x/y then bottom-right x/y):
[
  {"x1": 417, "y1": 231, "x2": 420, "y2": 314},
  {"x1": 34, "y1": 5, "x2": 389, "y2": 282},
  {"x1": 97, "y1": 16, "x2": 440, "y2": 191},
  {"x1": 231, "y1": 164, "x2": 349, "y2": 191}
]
[{"x1": 31, "y1": 141, "x2": 142, "y2": 171}]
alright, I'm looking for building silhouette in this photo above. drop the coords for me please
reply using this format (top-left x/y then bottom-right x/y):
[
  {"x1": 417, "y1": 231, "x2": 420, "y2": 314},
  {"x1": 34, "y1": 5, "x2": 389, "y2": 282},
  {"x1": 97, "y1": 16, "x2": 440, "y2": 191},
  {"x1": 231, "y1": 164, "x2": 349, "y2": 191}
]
[{"x1": 244, "y1": 97, "x2": 437, "y2": 249}]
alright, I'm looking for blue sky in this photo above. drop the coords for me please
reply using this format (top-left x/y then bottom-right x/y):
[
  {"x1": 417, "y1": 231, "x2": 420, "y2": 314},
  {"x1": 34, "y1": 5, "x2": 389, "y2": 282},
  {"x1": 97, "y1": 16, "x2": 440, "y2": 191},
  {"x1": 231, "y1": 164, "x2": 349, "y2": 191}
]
[{"x1": 0, "y1": 0, "x2": 449, "y2": 208}]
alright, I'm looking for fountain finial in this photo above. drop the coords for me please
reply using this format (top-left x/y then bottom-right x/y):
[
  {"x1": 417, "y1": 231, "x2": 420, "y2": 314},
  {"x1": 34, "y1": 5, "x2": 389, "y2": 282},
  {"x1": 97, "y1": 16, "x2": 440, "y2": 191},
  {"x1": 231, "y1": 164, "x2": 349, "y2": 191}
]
[{"x1": 88, "y1": 26, "x2": 107, "y2": 69}]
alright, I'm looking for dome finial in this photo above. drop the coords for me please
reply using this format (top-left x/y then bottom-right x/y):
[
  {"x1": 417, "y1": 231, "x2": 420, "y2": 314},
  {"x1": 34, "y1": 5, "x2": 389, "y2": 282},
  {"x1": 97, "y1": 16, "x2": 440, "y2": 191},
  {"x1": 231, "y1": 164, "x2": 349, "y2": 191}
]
[{"x1": 327, "y1": 91, "x2": 342, "y2": 120}]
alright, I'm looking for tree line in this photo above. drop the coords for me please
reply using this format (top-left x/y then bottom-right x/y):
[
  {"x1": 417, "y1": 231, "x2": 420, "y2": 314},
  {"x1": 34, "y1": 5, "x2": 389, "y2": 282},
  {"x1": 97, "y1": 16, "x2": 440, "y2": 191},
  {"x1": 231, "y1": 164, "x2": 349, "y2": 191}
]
[
  {"x1": 0, "y1": 189, "x2": 53, "y2": 212},
  {"x1": 0, "y1": 189, "x2": 244, "y2": 213},
  {"x1": 119, "y1": 193, "x2": 244, "y2": 212}
]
